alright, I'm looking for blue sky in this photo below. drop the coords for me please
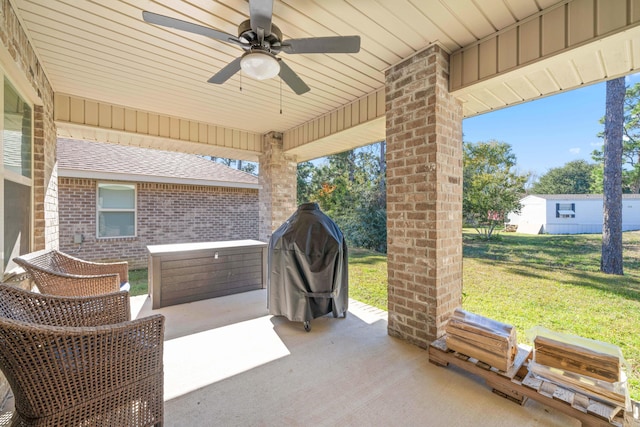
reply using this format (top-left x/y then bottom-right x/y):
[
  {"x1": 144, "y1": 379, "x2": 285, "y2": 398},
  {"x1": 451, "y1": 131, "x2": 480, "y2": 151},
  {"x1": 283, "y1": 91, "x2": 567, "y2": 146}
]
[{"x1": 462, "y1": 72, "x2": 640, "y2": 178}]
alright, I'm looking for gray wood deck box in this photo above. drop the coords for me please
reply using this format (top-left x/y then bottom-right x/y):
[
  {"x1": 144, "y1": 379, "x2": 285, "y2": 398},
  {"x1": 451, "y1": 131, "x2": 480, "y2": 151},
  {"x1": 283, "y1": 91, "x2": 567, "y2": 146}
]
[{"x1": 147, "y1": 240, "x2": 267, "y2": 309}]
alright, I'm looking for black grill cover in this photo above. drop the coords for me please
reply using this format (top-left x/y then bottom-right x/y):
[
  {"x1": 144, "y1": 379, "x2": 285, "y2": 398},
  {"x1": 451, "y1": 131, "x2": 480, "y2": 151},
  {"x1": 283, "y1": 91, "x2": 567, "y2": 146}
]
[{"x1": 267, "y1": 203, "x2": 348, "y2": 322}]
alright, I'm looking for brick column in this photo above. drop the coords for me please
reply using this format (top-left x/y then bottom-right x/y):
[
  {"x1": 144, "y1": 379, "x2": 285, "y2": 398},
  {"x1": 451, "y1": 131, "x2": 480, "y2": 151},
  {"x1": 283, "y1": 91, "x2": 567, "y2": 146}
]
[
  {"x1": 34, "y1": 104, "x2": 59, "y2": 251},
  {"x1": 0, "y1": 0, "x2": 58, "y2": 404},
  {"x1": 258, "y1": 131, "x2": 297, "y2": 242},
  {"x1": 1, "y1": 1, "x2": 58, "y2": 252},
  {"x1": 385, "y1": 44, "x2": 463, "y2": 348}
]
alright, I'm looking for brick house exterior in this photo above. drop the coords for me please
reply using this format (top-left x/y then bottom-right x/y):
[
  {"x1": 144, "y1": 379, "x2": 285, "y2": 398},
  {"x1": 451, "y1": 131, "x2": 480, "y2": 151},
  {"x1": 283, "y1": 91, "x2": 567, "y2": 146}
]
[{"x1": 57, "y1": 139, "x2": 259, "y2": 269}]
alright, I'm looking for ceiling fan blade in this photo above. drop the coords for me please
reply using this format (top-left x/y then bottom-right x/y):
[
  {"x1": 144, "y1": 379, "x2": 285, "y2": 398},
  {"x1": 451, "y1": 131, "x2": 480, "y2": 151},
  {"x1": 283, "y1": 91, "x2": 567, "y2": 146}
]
[
  {"x1": 281, "y1": 36, "x2": 361, "y2": 54},
  {"x1": 278, "y1": 60, "x2": 310, "y2": 95},
  {"x1": 143, "y1": 11, "x2": 244, "y2": 47},
  {"x1": 207, "y1": 57, "x2": 243, "y2": 84},
  {"x1": 249, "y1": 0, "x2": 274, "y2": 36}
]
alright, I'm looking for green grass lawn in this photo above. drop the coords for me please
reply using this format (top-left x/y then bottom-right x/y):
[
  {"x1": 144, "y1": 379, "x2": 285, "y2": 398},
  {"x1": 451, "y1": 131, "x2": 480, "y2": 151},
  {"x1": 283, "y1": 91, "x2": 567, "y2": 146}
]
[
  {"x1": 461, "y1": 230, "x2": 640, "y2": 401},
  {"x1": 128, "y1": 231, "x2": 640, "y2": 400},
  {"x1": 351, "y1": 230, "x2": 640, "y2": 401}
]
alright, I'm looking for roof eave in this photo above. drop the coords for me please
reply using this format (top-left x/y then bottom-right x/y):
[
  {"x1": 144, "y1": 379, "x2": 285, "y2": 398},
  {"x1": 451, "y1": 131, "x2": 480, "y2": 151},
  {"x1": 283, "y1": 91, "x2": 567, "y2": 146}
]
[{"x1": 58, "y1": 168, "x2": 260, "y2": 190}]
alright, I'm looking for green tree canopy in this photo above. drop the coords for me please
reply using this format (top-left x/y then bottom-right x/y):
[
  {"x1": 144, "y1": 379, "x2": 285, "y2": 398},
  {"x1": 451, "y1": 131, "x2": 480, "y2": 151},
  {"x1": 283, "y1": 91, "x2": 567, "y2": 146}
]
[
  {"x1": 529, "y1": 160, "x2": 597, "y2": 194},
  {"x1": 591, "y1": 82, "x2": 640, "y2": 193},
  {"x1": 463, "y1": 140, "x2": 529, "y2": 239},
  {"x1": 296, "y1": 161, "x2": 315, "y2": 205},
  {"x1": 205, "y1": 156, "x2": 258, "y2": 175},
  {"x1": 296, "y1": 142, "x2": 387, "y2": 252}
]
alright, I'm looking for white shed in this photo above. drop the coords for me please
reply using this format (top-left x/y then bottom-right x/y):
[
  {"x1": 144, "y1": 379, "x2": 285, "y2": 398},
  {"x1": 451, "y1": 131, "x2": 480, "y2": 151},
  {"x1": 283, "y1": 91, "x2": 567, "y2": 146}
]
[{"x1": 507, "y1": 194, "x2": 640, "y2": 234}]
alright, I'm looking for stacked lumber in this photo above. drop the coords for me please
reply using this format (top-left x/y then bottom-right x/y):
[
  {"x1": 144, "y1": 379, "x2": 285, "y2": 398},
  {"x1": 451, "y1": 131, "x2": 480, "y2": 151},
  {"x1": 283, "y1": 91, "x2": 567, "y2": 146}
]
[
  {"x1": 445, "y1": 308, "x2": 517, "y2": 371},
  {"x1": 529, "y1": 330, "x2": 628, "y2": 409},
  {"x1": 534, "y1": 335, "x2": 620, "y2": 382},
  {"x1": 429, "y1": 337, "x2": 629, "y2": 426}
]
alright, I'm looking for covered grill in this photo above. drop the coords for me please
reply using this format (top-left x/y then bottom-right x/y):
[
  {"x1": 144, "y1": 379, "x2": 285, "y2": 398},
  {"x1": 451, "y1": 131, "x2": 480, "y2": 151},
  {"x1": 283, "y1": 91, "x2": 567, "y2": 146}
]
[{"x1": 267, "y1": 203, "x2": 348, "y2": 331}]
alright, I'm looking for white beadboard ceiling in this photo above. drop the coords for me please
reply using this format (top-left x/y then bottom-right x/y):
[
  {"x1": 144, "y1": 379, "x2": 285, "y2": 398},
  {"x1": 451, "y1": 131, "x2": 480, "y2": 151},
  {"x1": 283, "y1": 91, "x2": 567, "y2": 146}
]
[{"x1": 11, "y1": 0, "x2": 640, "y2": 148}]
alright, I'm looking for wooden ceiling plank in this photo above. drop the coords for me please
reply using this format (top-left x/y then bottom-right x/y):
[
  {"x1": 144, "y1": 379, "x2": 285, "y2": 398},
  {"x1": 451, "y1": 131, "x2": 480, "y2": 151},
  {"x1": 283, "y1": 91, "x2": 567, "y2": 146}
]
[
  {"x1": 474, "y1": 0, "x2": 517, "y2": 30},
  {"x1": 150, "y1": 0, "x2": 383, "y2": 88},
  {"x1": 43, "y1": 63, "x2": 316, "y2": 133},
  {"x1": 34, "y1": 43, "x2": 334, "y2": 120},
  {"x1": 502, "y1": 76, "x2": 540, "y2": 100},
  {"x1": 470, "y1": 88, "x2": 508, "y2": 109},
  {"x1": 278, "y1": 0, "x2": 403, "y2": 65},
  {"x1": 345, "y1": 0, "x2": 428, "y2": 52},
  {"x1": 28, "y1": 23, "x2": 358, "y2": 112},
  {"x1": 23, "y1": 1, "x2": 374, "y2": 110},
  {"x1": 600, "y1": 40, "x2": 633, "y2": 77},
  {"x1": 571, "y1": 51, "x2": 605, "y2": 83},
  {"x1": 544, "y1": 60, "x2": 582, "y2": 90},
  {"x1": 526, "y1": 68, "x2": 561, "y2": 95},
  {"x1": 503, "y1": 0, "x2": 540, "y2": 21},
  {"x1": 25, "y1": 20, "x2": 364, "y2": 117},
  {"x1": 408, "y1": 1, "x2": 476, "y2": 48},
  {"x1": 441, "y1": 0, "x2": 496, "y2": 39},
  {"x1": 30, "y1": 0, "x2": 373, "y2": 102},
  {"x1": 486, "y1": 83, "x2": 522, "y2": 104}
]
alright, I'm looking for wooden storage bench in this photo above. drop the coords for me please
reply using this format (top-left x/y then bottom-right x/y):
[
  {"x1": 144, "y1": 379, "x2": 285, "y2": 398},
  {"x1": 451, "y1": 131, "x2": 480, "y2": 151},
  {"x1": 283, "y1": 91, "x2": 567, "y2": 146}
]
[{"x1": 147, "y1": 240, "x2": 267, "y2": 309}]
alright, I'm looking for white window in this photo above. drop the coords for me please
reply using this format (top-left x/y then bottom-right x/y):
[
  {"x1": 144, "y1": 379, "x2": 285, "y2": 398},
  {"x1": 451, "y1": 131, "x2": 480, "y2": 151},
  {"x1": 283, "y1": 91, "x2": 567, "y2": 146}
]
[
  {"x1": 556, "y1": 202, "x2": 575, "y2": 219},
  {"x1": 2, "y1": 77, "x2": 33, "y2": 272},
  {"x1": 97, "y1": 183, "x2": 136, "y2": 238}
]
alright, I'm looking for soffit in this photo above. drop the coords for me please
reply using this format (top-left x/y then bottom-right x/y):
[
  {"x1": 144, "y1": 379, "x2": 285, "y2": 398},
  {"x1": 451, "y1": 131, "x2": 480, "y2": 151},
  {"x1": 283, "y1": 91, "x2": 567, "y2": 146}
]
[{"x1": 13, "y1": 0, "x2": 565, "y2": 139}]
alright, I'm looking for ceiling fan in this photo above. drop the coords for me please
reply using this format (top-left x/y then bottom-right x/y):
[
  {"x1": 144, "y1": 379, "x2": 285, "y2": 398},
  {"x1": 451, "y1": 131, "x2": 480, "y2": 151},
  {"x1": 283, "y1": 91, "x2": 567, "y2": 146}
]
[{"x1": 142, "y1": 0, "x2": 361, "y2": 95}]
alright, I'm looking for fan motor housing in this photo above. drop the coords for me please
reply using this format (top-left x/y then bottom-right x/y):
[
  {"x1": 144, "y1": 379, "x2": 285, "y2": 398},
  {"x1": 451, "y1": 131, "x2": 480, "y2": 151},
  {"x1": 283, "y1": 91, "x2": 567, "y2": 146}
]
[{"x1": 238, "y1": 19, "x2": 283, "y2": 50}]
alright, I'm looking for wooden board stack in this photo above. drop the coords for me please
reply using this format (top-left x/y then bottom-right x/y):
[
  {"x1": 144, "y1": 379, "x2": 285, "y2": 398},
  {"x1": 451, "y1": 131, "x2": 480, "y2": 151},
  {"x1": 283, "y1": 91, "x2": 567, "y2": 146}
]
[
  {"x1": 445, "y1": 308, "x2": 517, "y2": 372},
  {"x1": 534, "y1": 335, "x2": 620, "y2": 382},
  {"x1": 531, "y1": 334, "x2": 626, "y2": 409}
]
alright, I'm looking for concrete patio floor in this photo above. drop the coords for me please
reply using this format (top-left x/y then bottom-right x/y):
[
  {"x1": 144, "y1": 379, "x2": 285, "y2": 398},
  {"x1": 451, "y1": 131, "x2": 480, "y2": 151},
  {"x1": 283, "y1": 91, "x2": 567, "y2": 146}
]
[{"x1": 131, "y1": 290, "x2": 580, "y2": 427}]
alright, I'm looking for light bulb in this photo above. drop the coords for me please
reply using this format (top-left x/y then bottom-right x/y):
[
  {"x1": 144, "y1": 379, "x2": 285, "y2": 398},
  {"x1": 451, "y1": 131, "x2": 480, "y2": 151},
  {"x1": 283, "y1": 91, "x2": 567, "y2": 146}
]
[{"x1": 240, "y1": 51, "x2": 280, "y2": 80}]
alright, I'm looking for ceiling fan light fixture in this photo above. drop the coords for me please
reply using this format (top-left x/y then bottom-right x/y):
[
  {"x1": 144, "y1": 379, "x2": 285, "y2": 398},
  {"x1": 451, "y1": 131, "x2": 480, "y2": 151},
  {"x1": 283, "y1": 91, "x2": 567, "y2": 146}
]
[{"x1": 240, "y1": 51, "x2": 280, "y2": 80}]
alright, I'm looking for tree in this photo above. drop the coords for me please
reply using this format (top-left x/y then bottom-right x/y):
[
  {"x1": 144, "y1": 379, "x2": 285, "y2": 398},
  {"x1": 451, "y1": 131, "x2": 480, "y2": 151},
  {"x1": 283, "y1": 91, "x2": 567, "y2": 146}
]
[
  {"x1": 601, "y1": 77, "x2": 625, "y2": 275},
  {"x1": 591, "y1": 82, "x2": 640, "y2": 193},
  {"x1": 530, "y1": 160, "x2": 597, "y2": 194},
  {"x1": 296, "y1": 143, "x2": 387, "y2": 252},
  {"x1": 204, "y1": 156, "x2": 258, "y2": 175},
  {"x1": 463, "y1": 140, "x2": 529, "y2": 240},
  {"x1": 296, "y1": 161, "x2": 315, "y2": 205}
]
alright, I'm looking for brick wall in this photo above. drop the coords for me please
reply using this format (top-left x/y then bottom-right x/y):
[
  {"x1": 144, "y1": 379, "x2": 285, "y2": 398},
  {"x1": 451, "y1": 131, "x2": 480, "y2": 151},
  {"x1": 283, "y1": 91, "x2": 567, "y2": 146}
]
[
  {"x1": 59, "y1": 178, "x2": 259, "y2": 269},
  {"x1": 385, "y1": 44, "x2": 463, "y2": 348}
]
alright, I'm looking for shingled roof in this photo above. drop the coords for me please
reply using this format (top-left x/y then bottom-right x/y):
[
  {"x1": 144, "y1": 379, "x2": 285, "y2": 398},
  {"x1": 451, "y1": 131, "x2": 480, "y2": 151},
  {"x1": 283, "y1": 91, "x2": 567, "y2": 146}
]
[{"x1": 57, "y1": 138, "x2": 258, "y2": 189}]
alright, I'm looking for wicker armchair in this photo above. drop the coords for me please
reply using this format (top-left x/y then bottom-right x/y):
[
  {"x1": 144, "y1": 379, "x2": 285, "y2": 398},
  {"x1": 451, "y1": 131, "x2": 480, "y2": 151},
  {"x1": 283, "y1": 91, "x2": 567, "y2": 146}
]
[
  {"x1": 13, "y1": 249, "x2": 130, "y2": 296},
  {"x1": 0, "y1": 284, "x2": 164, "y2": 427}
]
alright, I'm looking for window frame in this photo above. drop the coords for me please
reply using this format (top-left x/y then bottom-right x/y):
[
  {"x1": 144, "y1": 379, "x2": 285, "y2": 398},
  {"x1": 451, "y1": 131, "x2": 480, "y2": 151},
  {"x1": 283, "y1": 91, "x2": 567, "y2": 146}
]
[
  {"x1": 96, "y1": 182, "x2": 137, "y2": 239},
  {"x1": 1, "y1": 74, "x2": 34, "y2": 275},
  {"x1": 555, "y1": 202, "x2": 576, "y2": 219}
]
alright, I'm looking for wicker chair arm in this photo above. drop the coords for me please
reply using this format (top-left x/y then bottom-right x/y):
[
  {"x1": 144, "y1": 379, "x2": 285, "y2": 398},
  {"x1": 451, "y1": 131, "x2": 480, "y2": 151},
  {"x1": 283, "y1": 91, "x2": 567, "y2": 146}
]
[
  {"x1": 22, "y1": 269, "x2": 120, "y2": 296},
  {"x1": 0, "y1": 284, "x2": 130, "y2": 326},
  {"x1": 0, "y1": 314, "x2": 164, "y2": 426},
  {"x1": 55, "y1": 250, "x2": 129, "y2": 283}
]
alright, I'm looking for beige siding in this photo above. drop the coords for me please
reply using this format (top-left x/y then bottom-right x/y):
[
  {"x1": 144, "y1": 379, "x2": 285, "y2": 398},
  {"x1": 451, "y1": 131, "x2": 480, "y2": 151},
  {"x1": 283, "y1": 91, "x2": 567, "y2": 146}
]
[
  {"x1": 283, "y1": 88, "x2": 385, "y2": 153},
  {"x1": 54, "y1": 93, "x2": 261, "y2": 156},
  {"x1": 451, "y1": 0, "x2": 640, "y2": 91}
]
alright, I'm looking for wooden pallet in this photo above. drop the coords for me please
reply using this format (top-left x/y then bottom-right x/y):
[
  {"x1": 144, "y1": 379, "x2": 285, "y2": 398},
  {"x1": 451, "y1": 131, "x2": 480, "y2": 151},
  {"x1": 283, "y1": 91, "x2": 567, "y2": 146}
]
[{"x1": 429, "y1": 336, "x2": 627, "y2": 427}]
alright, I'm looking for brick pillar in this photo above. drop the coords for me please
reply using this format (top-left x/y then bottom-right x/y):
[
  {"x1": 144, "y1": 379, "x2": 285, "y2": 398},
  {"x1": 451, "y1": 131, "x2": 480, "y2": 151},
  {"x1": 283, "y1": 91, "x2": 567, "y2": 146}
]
[
  {"x1": 258, "y1": 131, "x2": 297, "y2": 242},
  {"x1": 0, "y1": 0, "x2": 58, "y2": 404},
  {"x1": 1, "y1": 0, "x2": 58, "y2": 252},
  {"x1": 385, "y1": 44, "x2": 463, "y2": 348},
  {"x1": 34, "y1": 105, "x2": 59, "y2": 251}
]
